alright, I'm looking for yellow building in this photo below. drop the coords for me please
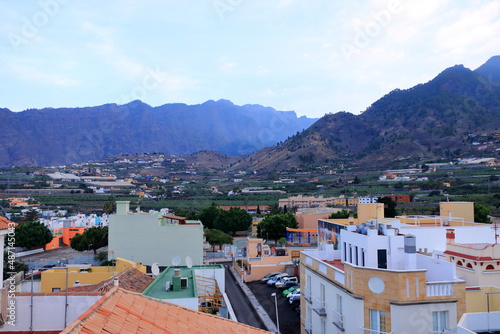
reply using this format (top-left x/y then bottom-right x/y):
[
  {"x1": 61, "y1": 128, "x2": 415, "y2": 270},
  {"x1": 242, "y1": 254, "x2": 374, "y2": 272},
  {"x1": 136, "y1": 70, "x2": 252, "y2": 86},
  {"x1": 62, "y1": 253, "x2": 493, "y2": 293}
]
[{"x1": 41, "y1": 258, "x2": 146, "y2": 293}]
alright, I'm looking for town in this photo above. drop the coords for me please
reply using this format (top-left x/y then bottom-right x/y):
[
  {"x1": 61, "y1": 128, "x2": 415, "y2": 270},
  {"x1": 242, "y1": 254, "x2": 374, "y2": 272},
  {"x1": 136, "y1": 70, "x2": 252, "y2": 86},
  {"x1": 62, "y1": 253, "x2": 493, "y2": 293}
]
[{"x1": 0, "y1": 155, "x2": 499, "y2": 334}]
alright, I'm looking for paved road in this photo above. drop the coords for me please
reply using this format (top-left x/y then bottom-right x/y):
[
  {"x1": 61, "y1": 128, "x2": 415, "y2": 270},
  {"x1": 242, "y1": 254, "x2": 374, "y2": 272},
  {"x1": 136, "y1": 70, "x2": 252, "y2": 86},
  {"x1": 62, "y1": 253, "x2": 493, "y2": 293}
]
[
  {"x1": 247, "y1": 281, "x2": 301, "y2": 334},
  {"x1": 224, "y1": 266, "x2": 267, "y2": 330}
]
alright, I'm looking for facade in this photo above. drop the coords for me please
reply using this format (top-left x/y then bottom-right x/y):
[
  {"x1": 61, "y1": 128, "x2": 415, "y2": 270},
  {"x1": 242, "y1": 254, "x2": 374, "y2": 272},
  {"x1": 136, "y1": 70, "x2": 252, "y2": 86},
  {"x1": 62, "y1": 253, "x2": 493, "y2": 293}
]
[
  {"x1": 240, "y1": 238, "x2": 295, "y2": 282},
  {"x1": 301, "y1": 219, "x2": 465, "y2": 334},
  {"x1": 108, "y1": 201, "x2": 204, "y2": 267}
]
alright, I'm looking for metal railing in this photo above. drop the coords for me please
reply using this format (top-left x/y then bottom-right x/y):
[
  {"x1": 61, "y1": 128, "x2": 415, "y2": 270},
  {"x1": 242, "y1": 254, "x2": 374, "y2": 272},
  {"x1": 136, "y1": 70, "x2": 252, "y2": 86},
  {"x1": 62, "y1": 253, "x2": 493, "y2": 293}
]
[
  {"x1": 304, "y1": 288, "x2": 312, "y2": 303},
  {"x1": 332, "y1": 308, "x2": 344, "y2": 331},
  {"x1": 312, "y1": 297, "x2": 326, "y2": 316}
]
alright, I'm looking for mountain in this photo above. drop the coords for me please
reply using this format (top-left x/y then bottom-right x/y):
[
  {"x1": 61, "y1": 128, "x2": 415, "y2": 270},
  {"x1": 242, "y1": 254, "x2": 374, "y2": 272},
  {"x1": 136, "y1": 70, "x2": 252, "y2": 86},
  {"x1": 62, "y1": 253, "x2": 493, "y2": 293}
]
[
  {"x1": 0, "y1": 100, "x2": 317, "y2": 167},
  {"x1": 231, "y1": 57, "x2": 500, "y2": 172}
]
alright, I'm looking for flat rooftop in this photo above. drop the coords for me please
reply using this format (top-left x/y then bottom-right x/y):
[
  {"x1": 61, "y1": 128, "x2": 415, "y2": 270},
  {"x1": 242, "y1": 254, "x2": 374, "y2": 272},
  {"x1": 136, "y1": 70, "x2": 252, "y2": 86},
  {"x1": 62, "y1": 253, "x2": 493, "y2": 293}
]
[{"x1": 143, "y1": 265, "x2": 223, "y2": 300}]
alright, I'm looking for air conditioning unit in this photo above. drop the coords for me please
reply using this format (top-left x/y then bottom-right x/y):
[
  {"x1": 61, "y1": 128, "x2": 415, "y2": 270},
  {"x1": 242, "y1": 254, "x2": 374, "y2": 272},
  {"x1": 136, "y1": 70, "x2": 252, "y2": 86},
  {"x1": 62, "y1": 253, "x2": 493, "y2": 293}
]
[
  {"x1": 180, "y1": 277, "x2": 188, "y2": 289},
  {"x1": 165, "y1": 281, "x2": 172, "y2": 291}
]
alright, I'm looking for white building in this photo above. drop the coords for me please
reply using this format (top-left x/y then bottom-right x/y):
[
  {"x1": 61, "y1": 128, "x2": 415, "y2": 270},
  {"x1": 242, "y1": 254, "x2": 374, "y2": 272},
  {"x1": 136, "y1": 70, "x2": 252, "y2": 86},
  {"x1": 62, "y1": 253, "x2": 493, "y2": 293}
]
[{"x1": 301, "y1": 219, "x2": 465, "y2": 334}]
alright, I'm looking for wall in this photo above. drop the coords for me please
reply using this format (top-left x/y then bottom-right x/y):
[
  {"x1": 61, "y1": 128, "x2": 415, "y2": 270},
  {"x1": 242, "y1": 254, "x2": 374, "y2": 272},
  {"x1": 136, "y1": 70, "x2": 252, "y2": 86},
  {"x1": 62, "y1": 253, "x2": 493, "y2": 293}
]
[
  {"x1": 194, "y1": 267, "x2": 226, "y2": 294},
  {"x1": 465, "y1": 286, "x2": 500, "y2": 313},
  {"x1": 0, "y1": 294, "x2": 101, "y2": 332},
  {"x1": 357, "y1": 203, "x2": 384, "y2": 224},
  {"x1": 391, "y1": 302, "x2": 458, "y2": 334},
  {"x1": 440, "y1": 202, "x2": 474, "y2": 223},
  {"x1": 400, "y1": 225, "x2": 495, "y2": 252},
  {"x1": 41, "y1": 267, "x2": 118, "y2": 292},
  {"x1": 109, "y1": 207, "x2": 204, "y2": 267},
  {"x1": 416, "y1": 254, "x2": 457, "y2": 282},
  {"x1": 458, "y1": 311, "x2": 500, "y2": 334}
]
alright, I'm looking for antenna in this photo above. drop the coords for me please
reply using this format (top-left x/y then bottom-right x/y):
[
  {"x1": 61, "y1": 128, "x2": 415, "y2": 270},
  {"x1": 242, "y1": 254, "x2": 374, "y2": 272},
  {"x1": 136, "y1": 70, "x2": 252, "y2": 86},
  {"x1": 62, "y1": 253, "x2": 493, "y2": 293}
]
[
  {"x1": 151, "y1": 263, "x2": 160, "y2": 277},
  {"x1": 185, "y1": 256, "x2": 193, "y2": 269},
  {"x1": 172, "y1": 256, "x2": 181, "y2": 266}
]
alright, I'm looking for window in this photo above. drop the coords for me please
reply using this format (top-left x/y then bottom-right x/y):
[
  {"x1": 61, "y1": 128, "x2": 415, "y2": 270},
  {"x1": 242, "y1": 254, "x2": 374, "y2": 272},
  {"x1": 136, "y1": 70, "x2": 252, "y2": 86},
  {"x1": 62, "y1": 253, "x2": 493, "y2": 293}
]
[
  {"x1": 486, "y1": 264, "x2": 495, "y2": 270},
  {"x1": 52, "y1": 288, "x2": 61, "y2": 292},
  {"x1": 336, "y1": 294, "x2": 343, "y2": 315},
  {"x1": 370, "y1": 309, "x2": 386, "y2": 333},
  {"x1": 432, "y1": 311, "x2": 448, "y2": 332}
]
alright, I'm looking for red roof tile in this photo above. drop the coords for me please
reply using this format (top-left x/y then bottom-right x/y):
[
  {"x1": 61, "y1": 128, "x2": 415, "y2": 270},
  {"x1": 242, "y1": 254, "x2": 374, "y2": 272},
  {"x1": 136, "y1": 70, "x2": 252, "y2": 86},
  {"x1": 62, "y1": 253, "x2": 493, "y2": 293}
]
[
  {"x1": 67, "y1": 267, "x2": 154, "y2": 294},
  {"x1": 0, "y1": 216, "x2": 16, "y2": 230},
  {"x1": 61, "y1": 287, "x2": 271, "y2": 334}
]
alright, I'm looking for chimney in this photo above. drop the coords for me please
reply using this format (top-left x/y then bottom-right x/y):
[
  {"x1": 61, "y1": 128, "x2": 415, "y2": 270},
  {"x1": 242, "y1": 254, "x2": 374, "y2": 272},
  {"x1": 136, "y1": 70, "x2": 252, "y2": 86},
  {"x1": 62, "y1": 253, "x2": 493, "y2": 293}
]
[
  {"x1": 116, "y1": 201, "x2": 130, "y2": 215},
  {"x1": 367, "y1": 224, "x2": 377, "y2": 236},
  {"x1": 404, "y1": 234, "x2": 417, "y2": 270},
  {"x1": 114, "y1": 279, "x2": 119, "y2": 286},
  {"x1": 446, "y1": 229, "x2": 455, "y2": 244}
]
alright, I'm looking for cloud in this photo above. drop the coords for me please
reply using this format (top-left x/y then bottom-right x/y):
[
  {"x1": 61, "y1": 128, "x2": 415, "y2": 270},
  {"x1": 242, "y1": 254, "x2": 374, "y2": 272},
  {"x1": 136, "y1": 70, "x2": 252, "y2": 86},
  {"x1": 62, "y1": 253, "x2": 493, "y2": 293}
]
[{"x1": 9, "y1": 63, "x2": 79, "y2": 87}]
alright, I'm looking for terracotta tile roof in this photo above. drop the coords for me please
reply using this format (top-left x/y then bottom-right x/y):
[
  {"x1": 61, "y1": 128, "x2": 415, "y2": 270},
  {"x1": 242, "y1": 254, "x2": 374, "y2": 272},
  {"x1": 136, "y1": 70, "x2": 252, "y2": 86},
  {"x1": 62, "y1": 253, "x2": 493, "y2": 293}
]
[
  {"x1": 444, "y1": 250, "x2": 495, "y2": 262},
  {"x1": 62, "y1": 287, "x2": 270, "y2": 334},
  {"x1": 0, "y1": 216, "x2": 16, "y2": 230},
  {"x1": 67, "y1": 268, "x2": 154, "y2": 294}
]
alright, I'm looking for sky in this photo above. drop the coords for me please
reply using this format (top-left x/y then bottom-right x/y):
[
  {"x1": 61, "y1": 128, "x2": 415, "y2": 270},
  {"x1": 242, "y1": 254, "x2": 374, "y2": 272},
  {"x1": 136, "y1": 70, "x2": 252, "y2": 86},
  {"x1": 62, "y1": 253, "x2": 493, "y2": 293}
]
[{"x1": 1, "y1": 0, "x2": 500, "y2": 119}]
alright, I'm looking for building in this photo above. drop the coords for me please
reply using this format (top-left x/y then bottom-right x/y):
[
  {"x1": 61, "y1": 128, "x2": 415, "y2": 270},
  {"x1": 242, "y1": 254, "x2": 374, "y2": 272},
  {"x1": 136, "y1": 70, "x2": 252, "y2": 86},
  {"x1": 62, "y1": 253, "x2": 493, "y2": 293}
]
[
  {"x1": 301, "y1": 219, "x2": 466, "y2": 334},
  {"x1": 444, "y1": 228, "x2": 500, "y2": 287},
  {"x1": 142, "y1": 264, "x2": 226, "y2": 312},
  {"x1": 41, "y1": 258, "x2": 146, "y2": 293},
  {"x1": 279, "y1": 195, "x2": 336, "y2": 209},
  {"x1": 0, "y1": 216, "x2": 16, "y2": 289},
  {"x1": 108, "y1": 201, "x2": 204, "y2": 267},
  {"x1": 239, "y1": 238, "x2": 295, "y2": 282},
  {"x1": 61, "y1": 287, "x2": 271, "y2": 334}
]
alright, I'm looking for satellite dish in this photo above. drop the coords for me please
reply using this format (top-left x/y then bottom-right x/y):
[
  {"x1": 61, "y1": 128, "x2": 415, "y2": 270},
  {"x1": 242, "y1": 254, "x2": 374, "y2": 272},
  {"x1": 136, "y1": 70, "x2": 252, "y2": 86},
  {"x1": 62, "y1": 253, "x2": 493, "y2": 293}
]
[
  {"x1": 152, "y1": 263, "x2": 160, "y2": 277},
  {"x1": 172, "y1": 256, "x2": 181, "y2": 266},
  {"x1": 186, "y1": 256, "x2": 193, "y2": 269}
]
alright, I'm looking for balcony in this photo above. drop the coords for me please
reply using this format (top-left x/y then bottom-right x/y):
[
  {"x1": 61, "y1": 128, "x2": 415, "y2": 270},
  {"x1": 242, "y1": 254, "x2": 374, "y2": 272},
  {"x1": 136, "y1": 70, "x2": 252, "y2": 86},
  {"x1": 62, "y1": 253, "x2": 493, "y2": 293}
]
[
  {"x1": 332, "y1": 308, "x2": 344, "y2": 331},
  {"x1": 426, "y1": 282, "x2": 454, "y2": 297},
  {"x1": 304, "y1": 288, "x2": 312, "y2": 303},
  {"x1": 312, "y1": 297, "x2": 326, "y2": 316}
]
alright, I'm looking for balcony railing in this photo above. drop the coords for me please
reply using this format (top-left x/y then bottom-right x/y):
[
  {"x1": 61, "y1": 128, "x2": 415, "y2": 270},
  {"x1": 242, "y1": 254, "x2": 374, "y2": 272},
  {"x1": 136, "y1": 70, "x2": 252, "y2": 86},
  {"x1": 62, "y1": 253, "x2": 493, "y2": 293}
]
[
  {"x1": 426, "y1": 282, "x2": 454, "y2": 297},
  {"x1": 248, "y1": 257, "x2": 262, "y2": 262},
  {"x1": 304, "y1": 288, "x2": 312, "y2": 303},
  {"x1": 360, "y1": 328, "x2": 392, "y2": 334},
  {"x1": 312, "y1": 297, "x2": 326, "y2": 316},
  {"x1": 304, "y1": 321, "x2": 313, "y2": 334},
  {"x1": 332, "y1": 308, "x2": 344, "y2": 331}
]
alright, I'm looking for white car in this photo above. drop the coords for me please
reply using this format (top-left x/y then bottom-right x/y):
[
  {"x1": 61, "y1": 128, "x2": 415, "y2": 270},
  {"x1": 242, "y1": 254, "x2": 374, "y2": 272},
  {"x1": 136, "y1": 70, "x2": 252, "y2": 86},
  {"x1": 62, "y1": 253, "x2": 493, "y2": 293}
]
[
  {"x1": 288, "y1": 288, "x2": 301, "y2": 303},
  {"x1": 267, "y1": 273, "x2": 289, "y2": 286}
]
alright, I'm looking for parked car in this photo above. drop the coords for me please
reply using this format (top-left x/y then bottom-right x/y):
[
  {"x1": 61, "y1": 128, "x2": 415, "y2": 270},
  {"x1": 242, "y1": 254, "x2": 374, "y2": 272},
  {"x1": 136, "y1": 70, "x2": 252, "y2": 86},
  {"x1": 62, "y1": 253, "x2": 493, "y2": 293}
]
[
  {"x1": 275, "y1": 276, "x2": 299, "y2": 289},
  {"x1": 267, "y1": 273, "x2": 289, "y2": 286},
  {"x1": 260, "y1": 272, "x2": 281, "y2": 284},
  {"x1": 282, "y1": 285, "x2": 300, "y2": 297},
  {"x1": 288, "y1": 289, "x2": 301, "y2": 303}
]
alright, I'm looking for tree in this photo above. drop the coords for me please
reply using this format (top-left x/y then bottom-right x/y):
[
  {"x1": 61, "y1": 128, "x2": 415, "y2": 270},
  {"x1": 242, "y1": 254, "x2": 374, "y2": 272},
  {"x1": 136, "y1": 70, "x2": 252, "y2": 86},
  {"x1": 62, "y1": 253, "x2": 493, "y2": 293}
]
[
  {"x1": 352, "y1": 176, "x2": 360, "y2": 184},
  {"x1": 267, "y1": 203, "x2": 282, "y2": 216},
  {"x1": 377, "y1": 197, "x2": 398, "y2": 218},
  {"x1": 205, "y1": 229, "x2": 233, "y2": 251},
  {"x1": 199, "y1": 205, "x2": 223, "y2": 229},
  {"x1": 214, "y1": 207, "x2": 252, "y2": 235},
  {"x1": 70, "y1": 226, "x2": 108, "y2": 255},
  {"x1": 328, "y1": 209, "x2": 357, "y2": 219},
  {"x1": 474, "y1": 203, "x2": 491, "y2": 224},
  {"x1": 102, "y1": 199, "x2": 116, "y2": 214},
  {"x1": 257, "y1": 213, "x2": 298, "y2": 244},
  {"x1": 23, "y1": 209, "x2": 40, "y2": 223},
  {"x1": 14, "y1": 221, "x2": 53, "y2": 248}
]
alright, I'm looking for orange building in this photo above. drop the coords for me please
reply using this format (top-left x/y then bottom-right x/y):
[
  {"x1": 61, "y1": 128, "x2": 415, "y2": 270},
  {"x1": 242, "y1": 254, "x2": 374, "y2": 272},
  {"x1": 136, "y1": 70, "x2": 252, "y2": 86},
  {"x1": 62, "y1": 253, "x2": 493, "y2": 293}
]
[{"x1": 45, "y1": 227, "x2": 87, "y2": 250}]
